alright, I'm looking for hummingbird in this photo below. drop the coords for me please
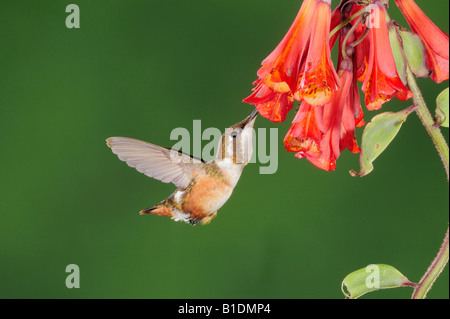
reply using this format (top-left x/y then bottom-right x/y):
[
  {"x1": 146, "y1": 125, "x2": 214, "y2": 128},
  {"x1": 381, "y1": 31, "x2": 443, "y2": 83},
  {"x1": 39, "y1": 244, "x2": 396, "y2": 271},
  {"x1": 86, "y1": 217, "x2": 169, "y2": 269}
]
[{"x1": 106, "y1": 109, "x2": 258, "y2": 226}]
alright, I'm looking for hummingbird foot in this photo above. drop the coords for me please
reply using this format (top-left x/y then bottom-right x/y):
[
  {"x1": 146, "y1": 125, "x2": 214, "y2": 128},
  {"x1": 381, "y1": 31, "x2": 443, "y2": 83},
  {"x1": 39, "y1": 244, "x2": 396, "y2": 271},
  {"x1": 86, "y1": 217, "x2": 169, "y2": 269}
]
[
  {"x1": 200, "y1": 211, "x2": 218, "y2": 225},
  {"x1": 188, "y1": 211, "x2": 218, "y2": 226}
]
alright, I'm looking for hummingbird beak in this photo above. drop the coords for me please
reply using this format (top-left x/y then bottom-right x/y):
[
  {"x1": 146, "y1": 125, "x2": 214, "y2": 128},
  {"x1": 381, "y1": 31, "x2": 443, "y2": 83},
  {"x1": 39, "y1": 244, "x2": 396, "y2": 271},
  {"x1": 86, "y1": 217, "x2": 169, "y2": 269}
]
[
  {"x1": 248, "y1": 108, "x2": 258, "y2": 122},
  {"x1": 230, "y1": 108, "x2": 259, "y2": 130},
  {"x1": 242, "y1": 108, "x2": 258, "y2": 129}
]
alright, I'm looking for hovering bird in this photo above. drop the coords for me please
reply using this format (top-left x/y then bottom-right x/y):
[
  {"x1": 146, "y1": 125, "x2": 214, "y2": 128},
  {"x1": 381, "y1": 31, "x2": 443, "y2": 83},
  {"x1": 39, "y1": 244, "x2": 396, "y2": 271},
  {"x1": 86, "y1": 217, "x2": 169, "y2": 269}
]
[{"x1": 106, "y1": 109, "x2": 258, "y2": 225}]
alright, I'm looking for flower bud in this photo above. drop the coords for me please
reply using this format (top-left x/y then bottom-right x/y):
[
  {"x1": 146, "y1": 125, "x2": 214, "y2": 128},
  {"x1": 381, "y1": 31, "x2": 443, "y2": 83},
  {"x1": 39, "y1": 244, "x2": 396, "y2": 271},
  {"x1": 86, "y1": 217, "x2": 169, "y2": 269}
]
[{"x1": 397, "y1": 26, "x2": 431, "y2": 78}]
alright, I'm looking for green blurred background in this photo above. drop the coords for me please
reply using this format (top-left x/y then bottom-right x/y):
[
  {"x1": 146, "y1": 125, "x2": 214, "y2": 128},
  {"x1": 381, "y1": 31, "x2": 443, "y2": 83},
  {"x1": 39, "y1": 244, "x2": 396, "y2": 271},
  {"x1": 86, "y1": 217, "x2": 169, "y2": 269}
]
[{"x1": 0, "y1": 0, "x2": 448, "y2": 299}]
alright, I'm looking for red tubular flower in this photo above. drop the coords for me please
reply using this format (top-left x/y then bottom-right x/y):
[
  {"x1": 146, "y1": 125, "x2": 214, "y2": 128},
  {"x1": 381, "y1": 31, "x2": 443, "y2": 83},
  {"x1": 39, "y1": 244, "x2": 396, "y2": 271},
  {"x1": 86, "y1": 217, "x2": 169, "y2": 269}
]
[
  {"x1": 244, "y1": 79, "x2": 294, "y2": 122},
  {"x1": 257, "y1": 0, "x2": 316, "y2": 92},
  {"x1": 244, "y1": 0, "x2": 339, "y2": 122},
  {"x1": 295, "y1": 0, "x2": 340, "y2": 106},
  {"x1": 284, "y1": 58, "x2": 361, "y2": 171},
  {"x1": 394, "y1": 0, "x2": 449, "y2": 83},
  {"x1": 360, "y1": 3, "x2": 412, "y2": 110},
  {"x1": 284, "y1": 102, "x2": 324, "y2": 163}
]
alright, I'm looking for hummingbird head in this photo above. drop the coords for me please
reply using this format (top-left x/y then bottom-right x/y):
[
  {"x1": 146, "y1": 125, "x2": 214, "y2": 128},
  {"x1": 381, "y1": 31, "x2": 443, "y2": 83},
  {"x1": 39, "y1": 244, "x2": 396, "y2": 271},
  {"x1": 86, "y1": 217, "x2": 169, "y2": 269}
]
[{"x1": 216, "y1": 109, "x2": 258, "y2": 165}]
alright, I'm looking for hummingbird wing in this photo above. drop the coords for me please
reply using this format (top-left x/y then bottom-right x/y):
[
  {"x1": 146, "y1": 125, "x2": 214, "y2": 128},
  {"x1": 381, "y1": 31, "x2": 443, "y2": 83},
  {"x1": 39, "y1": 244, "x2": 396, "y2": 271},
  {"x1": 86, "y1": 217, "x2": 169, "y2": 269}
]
[{"x1": 106, "y1": 137, "x2": 204, "y2": 189}]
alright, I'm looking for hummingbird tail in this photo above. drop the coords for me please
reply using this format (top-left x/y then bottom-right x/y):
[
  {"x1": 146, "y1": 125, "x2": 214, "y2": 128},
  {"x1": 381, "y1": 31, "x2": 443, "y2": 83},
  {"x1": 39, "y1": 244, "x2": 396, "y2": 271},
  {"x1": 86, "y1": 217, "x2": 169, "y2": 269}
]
[
  {"x1": 139, "y1": 207, "x2": 156, "y2": 215},
  {"x1": 140, "y1": 205, "x2": 173, "y2": 217}
]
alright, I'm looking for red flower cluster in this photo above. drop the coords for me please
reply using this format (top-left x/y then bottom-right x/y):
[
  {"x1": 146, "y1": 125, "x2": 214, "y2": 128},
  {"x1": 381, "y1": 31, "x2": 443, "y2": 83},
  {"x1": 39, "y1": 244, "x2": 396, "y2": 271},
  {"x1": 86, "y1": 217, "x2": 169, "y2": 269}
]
[{"x1": 244, "y1": 0, "x2": 449, "y2": 171}]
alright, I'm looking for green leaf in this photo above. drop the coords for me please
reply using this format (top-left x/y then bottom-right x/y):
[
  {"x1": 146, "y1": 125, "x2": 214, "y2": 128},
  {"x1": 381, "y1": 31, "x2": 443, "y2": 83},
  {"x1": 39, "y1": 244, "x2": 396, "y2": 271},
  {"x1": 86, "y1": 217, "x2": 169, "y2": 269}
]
[
  {"x1": 341, "y1": 264, "x2": 416, "y2": 299},
  {"x1": 435, "y1": 87, "x2": 449, "y2": 127},
  {"x1": 350, "y1": 106, "x2": 414, "y2": 177}
]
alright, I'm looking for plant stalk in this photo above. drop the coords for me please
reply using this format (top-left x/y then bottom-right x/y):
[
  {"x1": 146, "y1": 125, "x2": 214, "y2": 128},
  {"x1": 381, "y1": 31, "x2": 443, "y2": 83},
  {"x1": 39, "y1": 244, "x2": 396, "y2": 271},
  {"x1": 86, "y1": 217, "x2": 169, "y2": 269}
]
[
  {"x1": 406, "y1": 67, "x2": 449, "y2": 298},
  {"x1": 412, "y1": 227, "x2": 449, "y2": 299},
  {"x1": 406, "y1": 68, "x2": 449, "y2": 181}
]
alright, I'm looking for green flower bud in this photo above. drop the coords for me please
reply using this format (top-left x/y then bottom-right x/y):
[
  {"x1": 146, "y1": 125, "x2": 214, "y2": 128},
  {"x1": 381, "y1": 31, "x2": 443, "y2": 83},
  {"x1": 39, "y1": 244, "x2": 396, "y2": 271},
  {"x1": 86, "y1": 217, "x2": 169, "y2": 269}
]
[
  {"x1": 397, "y1": 25, "x2": 431, "y2": 78},
  {"x1": 388, "y1": 21, "x2": 407, "y2": 84}
]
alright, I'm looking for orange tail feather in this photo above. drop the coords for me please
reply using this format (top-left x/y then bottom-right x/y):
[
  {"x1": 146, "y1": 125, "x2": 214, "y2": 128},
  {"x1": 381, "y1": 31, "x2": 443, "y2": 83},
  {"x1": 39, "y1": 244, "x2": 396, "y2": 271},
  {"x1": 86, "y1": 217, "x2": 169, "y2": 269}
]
[{"x1": 140, "y1": 205, "x2": 173, "y2": 217}]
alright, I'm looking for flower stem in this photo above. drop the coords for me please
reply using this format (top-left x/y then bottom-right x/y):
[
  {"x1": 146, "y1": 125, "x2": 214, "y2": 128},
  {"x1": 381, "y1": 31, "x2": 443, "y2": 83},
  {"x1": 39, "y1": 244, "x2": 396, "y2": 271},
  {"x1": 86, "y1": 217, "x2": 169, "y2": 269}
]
[
  {"x1": 406, "y1": 68, "x2": 449, "y2": 181},
  {"x1": 329, "y1": 7, "x2": 367, "y2": 40},
  {"x1": 341, "y1": 16, "x2": 362, "y2": 60},
  {"x1": 412, "y1": 227, "x2": 449, "y2": 299},
  {"x1": 406, "y1": 67, "x2": 449, "y2": 298}
]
